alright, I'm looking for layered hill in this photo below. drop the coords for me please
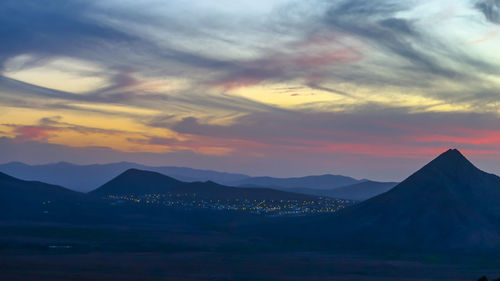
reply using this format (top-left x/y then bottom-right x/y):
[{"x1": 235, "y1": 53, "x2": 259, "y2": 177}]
[
  {"x1": 0, "y1": 162, "x2": 376, "y2": 195},
  {"x1": 289, "y1": 149, "x2": 500, "y2": 251},
  {"x1": 277, "y1": 181, "x2": 398, "y2": 201},
  {"x1": 233, "y1": 174, "x2": 361, "y2": 190},
  {"x1": 321, "y1": 180, "x2": 397, "y2": 201},
  {"x1": 91, "y1": 169, "x2": 317, "y2": 201},
  {"x1": 0, "y1": 162, "x2": 250, "y2": 192},
  {"x1": 90, "y1": 169, "x2": 184, "y2": 196},
  {"x1": 0, "y1": 171, "x2": 84, "y2": 219}
]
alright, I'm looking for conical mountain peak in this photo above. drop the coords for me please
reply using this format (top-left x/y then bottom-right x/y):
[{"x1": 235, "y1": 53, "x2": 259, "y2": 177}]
[
  {"x1": 434, "y1": 148, "x2": 467, "y2": 162},
  {"x1": 120, "y1": 168, "x2": 153, "y2": 177},
  {"x1": 314, "y1": 148, "x2": 500, "y2": 250},
  {"x1": 419, "y1": 148, "x2": 477, "y2": 175},
  {"x1": 90, "y1": 168, "x2": 183, "y2": 195},
  {"x1": 389, "y1": 149, "x2": 480, "y2": 195},
  {"x1": 117, "y1": 168, "x2": 180, "y2": 181}
]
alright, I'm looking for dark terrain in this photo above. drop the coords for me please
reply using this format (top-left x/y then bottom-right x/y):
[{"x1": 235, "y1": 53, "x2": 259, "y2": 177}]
[
  {"x1": 0, "y1": 162, "x2": 365, "y2": 192},
  {"x1": 91, "y1": 168, "x2": 319, "y2": 201},
  {"x1": 1, "y1": 149, "x2": 500, "y2": 280},
  {"x1": 316, "y1": 149, "x2": 500, "y2": 251},
  {"x1": 0, "y1": 161, "x2": 395, "y2": 200}
]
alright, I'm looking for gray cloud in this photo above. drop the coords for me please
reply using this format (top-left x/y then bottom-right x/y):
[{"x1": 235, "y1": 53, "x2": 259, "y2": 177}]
[
  {"x1": 0, "y1": 0, "x2": 136, "y2": 68},
  {"x1": 2, "y1": 116, "x2": 130, "y2": 142},
  {"x1": 476, "y1": 0, "x2": 500, "y2": 23},
  {"x1": 2, "y1": 0, "x2": 500, "y2": 179},
  {"x1": 0, "y1": 136, "x2": 448, "y2": 181},
  {"x1": 1, "y1": 0, "x2": 499, "y2": 108},
  {"x1": 0, "y1": 74, "x2": 168, "y2": 110},
  {"x1": 162, "y1": 106, "x2": 500, "y2": 149},
  {"x1": 324, "y1": 0, "x2": 459, "y2": 78}
]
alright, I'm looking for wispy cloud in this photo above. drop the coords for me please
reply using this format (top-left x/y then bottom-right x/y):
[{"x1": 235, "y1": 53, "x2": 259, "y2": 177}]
[
  {"x1": 2, "y1": 0, "x2": 500, "y2": 178},
  {"x1": 475, "y1": 0, "x2": 500, "y2": 23}
]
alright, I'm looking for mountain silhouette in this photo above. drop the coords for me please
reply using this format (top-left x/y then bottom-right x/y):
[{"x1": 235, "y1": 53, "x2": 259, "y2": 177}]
[
  {"x1": 308, "y1": 180, "x2": 398, "y2": 201},
  {"x1": 295, "y1": 149, "x2": 500, "y2": 250},
  {"x1": 233, "y1": 174, "x2": 361, "y2": 190},
  {"x1": 0, "y1": 162, "x2": 367, "y2": 193},
  {"x1": 0, "y1": 162, "x2": 250, "y2": 192},
  {"x1": 90, "y1": 168, "x2": 184, "y2": 196},
  {"x1": 267, "y1": 180, "x2": 397, "y2": 201},
  {"x1": 0, "y1": 171, "x2": 84, "y2": 220},
  {"x1": 91, "y1": 169, "x2": 317, "y2": 201}
]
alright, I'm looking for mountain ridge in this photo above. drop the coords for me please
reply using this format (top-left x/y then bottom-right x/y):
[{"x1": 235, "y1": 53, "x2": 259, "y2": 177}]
[
  {"x1": 91, "y1": 168, "x2": 319, "y2": 201},
  {"x1": 0, "y1": 170, "x2": 86, "y2": 220},
  {"x1": 0, "y1": 161, "x2": 372, "y2": 193},
  {"x1": 275, "y1": 149, "x2": 500, "y2": 251},
  {"x1": 0, "y1": 162, "x2": 251, "y2": 192},
  {"x1": 233, "y1": 174, "x2": 362, "y2": 190}
]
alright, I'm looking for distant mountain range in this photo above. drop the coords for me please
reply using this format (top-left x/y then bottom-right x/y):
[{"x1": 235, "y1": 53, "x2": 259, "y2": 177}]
[
  {"x1": 0, "y1": 168, "x2": 318, "y2": 221},
  {"x1": 233, "y1": 174, "x2": 361, "y2": 190},
  {"x1": 0, "y1": 161, "x2": 393, "y2": 200},
  {"x1": 0, "y1": 166, "x2": 317, "y2": 217},
  {"x1": 273, "y1": 181, "x2": 398, "y2": 201},
  {"x1": 285, "y1": 149, "x2": 500, "y2": 251},
  {"x1": 91, "y1": 169, "x2": 317, "y2": 201},
  {"x1": 0, "y1": 162, "x2": 250, "y2": 192},
  {"x1": 3, "y1": 148, "x2": 500, "y2": 252}
]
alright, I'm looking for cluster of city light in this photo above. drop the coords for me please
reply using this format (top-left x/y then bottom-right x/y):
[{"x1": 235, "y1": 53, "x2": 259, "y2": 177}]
[{"x1": 106, "y1": 193, "x2": 355, "y2": 216}]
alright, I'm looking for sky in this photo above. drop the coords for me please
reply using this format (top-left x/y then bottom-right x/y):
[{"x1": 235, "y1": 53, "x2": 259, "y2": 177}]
[{"x1": 1, "y1": 0, "x2": 500, "y2": 181}]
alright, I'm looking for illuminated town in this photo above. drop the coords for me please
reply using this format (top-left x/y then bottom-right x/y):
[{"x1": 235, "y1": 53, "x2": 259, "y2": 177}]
[{"x1": 105, "y1": 193, "x2": 356, "y2": 216}]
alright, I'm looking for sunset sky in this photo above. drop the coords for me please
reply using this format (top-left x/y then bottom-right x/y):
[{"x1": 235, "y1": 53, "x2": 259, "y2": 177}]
[{"x1": 1, "y1": 0, "x2": 500, "y2": 180}]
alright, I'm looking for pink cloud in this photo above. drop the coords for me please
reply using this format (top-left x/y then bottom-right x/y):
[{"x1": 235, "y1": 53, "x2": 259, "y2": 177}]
[
  {"x1": 209, "y1": 33, "x2": 364, "y2": 91},
  {"x1": 211, "y1": 77, "x2": 266, "y2": 91},
  {"x1": 292, "y1": 30, "x2": 351, "y2": 48},
  {"x1": 470, "y1": 29, "x2": 500, "y2": 44},
  {"x1": 12, "y1": 126, "x2": 56, "y2": 142},
  {"x1": 294, "y1": 48, "x2": 363, "y2": 68},
  {"x1": 415, "y1": 129, "x2": 500, "y2": 145}
]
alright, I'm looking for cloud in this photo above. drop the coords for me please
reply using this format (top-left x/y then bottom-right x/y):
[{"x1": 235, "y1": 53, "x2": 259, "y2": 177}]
[
  {"x1": 36, "y1": 116, "x2": 126, "y2": 135},
  {"x1": 128, "y1": 135, "x2": 235, "y2": 156},
  {"x1": 0, "y1": 0, "x2": 136, "y2": 68},
  {"x1": 1, "y1": 0, "x2": 499, "y2": 110},
  {"x1": 476, "y1": 0, "x2": 500, "y2": 24},
  {"x1": 9, "y1": 126, "x2": 55, "y2": 142},
  {"x1": 2, "y1": 0, "x2": 500, "y2": 180},
  {"x1": 2, "y1": 116, "x2": 130, "y2": 143},
  {"x1": 323, "y1": 0, "x2": 458, "y2": 79},
  {"x1": 470, "y1": 29, "x2": 500, "y2": 44},
  {"x1": 0, "y1": 136, "x2": 430, "y2": 181},
  {"x1": 0, "y1": 74, "x2": 169, "y2": 114},
  {"x1": 164, "y1": 107, "x2": 500, "y2": 157}
]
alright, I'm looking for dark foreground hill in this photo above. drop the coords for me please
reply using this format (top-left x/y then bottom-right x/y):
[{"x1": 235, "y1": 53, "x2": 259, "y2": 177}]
[
  {"x1": 91, "y1": 168, "x2": 317, "y2": 201},
  {"x1": 0, "y1": 171, "x2": 86, "y2": 220},
  {"x1": 3, "y1": 151, "x2": 500, "y2": 280},
  {"x1": 90, "y1": 169, "x2": 184, "y2": 196},
  {"x1": 285, "y1": 149, "x2": 500, "y2": 251}
]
